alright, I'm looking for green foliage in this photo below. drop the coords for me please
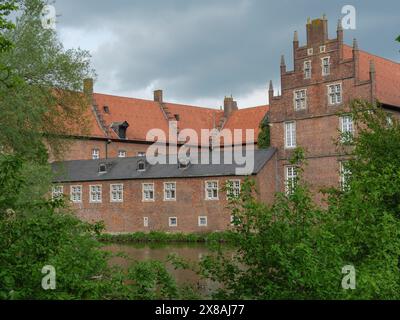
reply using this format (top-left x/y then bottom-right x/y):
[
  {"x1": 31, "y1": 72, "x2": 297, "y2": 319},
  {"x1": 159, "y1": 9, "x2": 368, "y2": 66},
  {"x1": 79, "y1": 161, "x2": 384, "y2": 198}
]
[
  {"x1": 396, "y1": 35, "x2": 400, "y2": 43},
  {"x1": 0, "y1": 0, "x2": 95, "y2": 161},
  {"x1": 98, "y1": 231, "x2": 236, "y2": 245},
  {"x1": 199, "y1": 102, "x2": 400, "y2": 299},
  {"x1": 258, "y1": 114, "x2": 271, "y2": 149}
]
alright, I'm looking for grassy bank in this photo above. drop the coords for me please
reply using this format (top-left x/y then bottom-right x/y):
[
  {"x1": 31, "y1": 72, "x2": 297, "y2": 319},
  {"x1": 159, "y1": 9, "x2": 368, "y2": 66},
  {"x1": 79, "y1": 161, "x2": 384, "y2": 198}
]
[{"x1": 97, "y1": 231, "x2": 237, "y2": 244}]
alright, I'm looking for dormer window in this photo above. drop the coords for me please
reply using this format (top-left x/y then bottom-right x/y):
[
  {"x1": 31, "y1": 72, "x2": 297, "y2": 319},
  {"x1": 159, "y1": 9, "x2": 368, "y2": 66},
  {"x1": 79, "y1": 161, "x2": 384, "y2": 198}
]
[
  {"x1": 103, "y1": 106, "x2": 110, "y2": 114},
  {"x1": 137, "y1": 160, "x2": 146, "y2": 172},
  {"x1": 111, "y1": 121, "x2": 129, "y2": 140},
  {"x1": 99, "y1": 163, "x2": 107, "y2": 173}
]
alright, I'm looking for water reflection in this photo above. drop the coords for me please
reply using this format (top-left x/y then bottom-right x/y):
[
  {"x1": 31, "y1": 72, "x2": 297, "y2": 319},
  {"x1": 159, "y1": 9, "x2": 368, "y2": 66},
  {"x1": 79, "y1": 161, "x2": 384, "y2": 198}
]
[{"x1": 103, "y1": 243, "x2": 224, "y2": 297}]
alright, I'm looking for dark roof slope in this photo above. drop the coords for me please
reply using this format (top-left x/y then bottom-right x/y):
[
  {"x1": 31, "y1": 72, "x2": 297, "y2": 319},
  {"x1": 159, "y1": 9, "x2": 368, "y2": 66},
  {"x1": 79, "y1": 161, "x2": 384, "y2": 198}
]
[{"x1": 52, "y1": 148, "x2": 276, "y2": 183}]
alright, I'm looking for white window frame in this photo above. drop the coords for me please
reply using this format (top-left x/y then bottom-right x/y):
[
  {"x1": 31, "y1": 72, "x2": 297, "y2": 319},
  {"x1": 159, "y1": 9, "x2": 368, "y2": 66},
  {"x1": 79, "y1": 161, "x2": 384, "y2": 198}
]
[
  {"x1": 118, "y1": 150, "x2": 127, "y2": 158},
  {"x1": 340, "y1": 115, "x2": 354, "y2": 142},
  {"x1": 169, "y1": 217, "x2": 178, "y2": 227},
  {"x1": 227, "y1": 180, "x2": 241, "y2": 199},
  {"x1": 142, "y1": 183, "x2": 155, "y2": 202},
  {"x1": 70, "y1": 185, "x2": 82, "y2": 203},
  {"x1": 138, "y1": 152, "x2": 146, "y2": 157},
  {"x1": 144, "y1": 217, "x2": 149, "y2": 228},
  {"x1": 110, "y1": 184, "x2": 123, "y2": 203},
  {"x1": 284, "y1": 121, "x2": 297, "y2": 149},
  {"x1": 340, "y1": 162, "x2": 351, "y2": 191},
  {"x1": 328, "y1": 83, "x2": 343, "y2": 106},
  {"x1": 89, "y1": 185, "x2": 102, "y2": 203},
  {"x1": 303, "y1": 60, "x2": 312, "y2": 79},
  {"x1": 198, "y1": 216, "x2": 208, "y2": 227},
  {"x1": 92, "y1": 148, "x2": 100, "y2": 160},
  {"x1": 293, "y1": 89, "x2": 307, "y2": 111},
  {"x1": 321, "y1": 56, "x2": 331, "y2": 76},
  {"x1": 285, "y1": 166, "x2": 297, "y2": 195},
  {"x1": 164, "y1": 182, "x2": 176, "y2": 201},
  {"x1": 205, "y1": 181, "x2": 219, "y2": 200},
  {"x1": 52, "y1": 185, "x2": 64, "y2": 200},
  {"x1": 307, "y1": 48, "x2": 313, "y2": 56},
  {"x1": 320, "y1": 45, "x2": 326, "y2": 53}
]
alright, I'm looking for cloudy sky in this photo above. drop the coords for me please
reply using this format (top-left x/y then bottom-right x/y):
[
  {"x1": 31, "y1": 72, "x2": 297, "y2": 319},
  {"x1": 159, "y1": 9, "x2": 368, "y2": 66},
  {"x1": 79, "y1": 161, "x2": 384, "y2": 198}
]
[{"x1": 54, "y1": 0, "x2": 400, "y2": 109}]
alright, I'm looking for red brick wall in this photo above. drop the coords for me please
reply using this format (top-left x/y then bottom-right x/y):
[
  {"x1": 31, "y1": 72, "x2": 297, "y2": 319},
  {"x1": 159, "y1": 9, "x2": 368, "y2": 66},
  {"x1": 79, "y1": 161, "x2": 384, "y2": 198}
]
[{"x1": 59, "y1": 176, "x2": 242, "y2": 233}]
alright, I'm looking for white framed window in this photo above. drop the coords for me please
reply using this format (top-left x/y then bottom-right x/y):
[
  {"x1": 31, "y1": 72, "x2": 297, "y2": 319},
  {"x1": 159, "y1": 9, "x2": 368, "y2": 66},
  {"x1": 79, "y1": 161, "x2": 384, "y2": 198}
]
[
  {"x1": 227, "y1": 180, "x2": 241, "y2": 199},
  {"x1": 386, "y1": 114, "x2": 394, "y2": 127},
  {"x1": 322, "y1": 57, "x2": 330, "y2": 76},
  {"x1": 285, "y1": 121, "x2": 296, "y2": 149},
  {"x1": 164, "y1": 182, "x2": 176, "y2": 201},
  {"x1": 89, "y1": 185, "x2": 102, "y2": 203},
  {"x1": 52, "y1": 186, "x2": 64, "y2": 200},
  {"x1": 138, "y1": 152, "x2": 146, "y2": 157},
  {"x1": 110, "y1": 184, "x2": 123, "y2": 202},
  {"x1": 320, "y1": 45, "x2": 326, "y2": 53},
  {"x1": 304, "y1": 61, "x2": 312, "y2": 79},
  {"x1": 70, "y1": 185, "x2": 82, "y2": 203},
  {"x1": 340, "y1": 115, "x2": 354, "y2": 136},
  {"x1": 198, "y1": 216, "x2": 208, "y2": 227},
  {"x1": 144, "y1": 217, "x2": 149, "y2": 228},
  {"x1": 205, "y1": 181, "x2": 219, "y2": 200},
  {"x1": 340, "y1": 162, "x2": 351, "y2": 191},
  {"x1": 328, "y1": 83, "x2": 342, "y2": 105},
  {"x1": 285, "y1": 166, "x2": 297, "y2": 195},
  {"x1": 92, "y1": 149, "x2": 100, "y2": 160},
  {"x1": 118, "y1": 150, "x2": 126, "y2": 158},
  {"x1": 142, "y1": 183, "x2": 155, "y2": 201},
  {"x1": 169, "y1": 217, "x2": 178, "y2": 227},
  {"x1": 294, "y1": 89, "x2": 307, "y2": 110},
  {"x1": 307, "y1": 48, "x2": 313, "y2": 56}
]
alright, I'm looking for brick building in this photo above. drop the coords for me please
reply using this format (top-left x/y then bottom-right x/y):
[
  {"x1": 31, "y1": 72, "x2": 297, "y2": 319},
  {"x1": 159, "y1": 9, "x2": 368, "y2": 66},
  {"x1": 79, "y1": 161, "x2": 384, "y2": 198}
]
[{"x1": 52, "y1": 16, "x2": 400, "y2": 233}]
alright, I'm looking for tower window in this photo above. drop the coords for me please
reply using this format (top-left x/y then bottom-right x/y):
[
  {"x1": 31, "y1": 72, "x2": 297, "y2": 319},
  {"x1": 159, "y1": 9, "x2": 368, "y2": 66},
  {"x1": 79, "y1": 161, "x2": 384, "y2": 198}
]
[
  {"x1": 294, "y1": 89, "x2": 307, "y2": 110},
  {"x1": 304, "y1": 61, "x2": 312, "y2": 79},
  {"x1": 328, "y1": 84, "x2": 342, "y2": 105},
  {"x1": 285, "y1": 166, "x2": 297, "y2": 195},
  {"x1": 285, "y1": 121, "x2": 296, "y2": 149},
  {"x1": 322, "y1": 57, "x2": 330, "y2": 76}
]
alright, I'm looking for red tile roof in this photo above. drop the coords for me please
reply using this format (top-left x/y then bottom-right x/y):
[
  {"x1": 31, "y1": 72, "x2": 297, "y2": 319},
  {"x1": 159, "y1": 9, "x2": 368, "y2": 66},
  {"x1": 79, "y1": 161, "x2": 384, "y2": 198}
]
[
  {"x1": 344, "y1": 45, "x2": 400, "y2": 107},
  {"x1": 81, "y1": 93, "x2": 268, "y2": 145}
]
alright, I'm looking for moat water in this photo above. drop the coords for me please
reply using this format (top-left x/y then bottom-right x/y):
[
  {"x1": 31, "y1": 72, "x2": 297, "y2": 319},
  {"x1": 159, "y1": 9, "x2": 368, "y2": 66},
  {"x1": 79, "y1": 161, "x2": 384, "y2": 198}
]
[{"x1": 103, "y1": 243, "x2": 230, "y2": 297}]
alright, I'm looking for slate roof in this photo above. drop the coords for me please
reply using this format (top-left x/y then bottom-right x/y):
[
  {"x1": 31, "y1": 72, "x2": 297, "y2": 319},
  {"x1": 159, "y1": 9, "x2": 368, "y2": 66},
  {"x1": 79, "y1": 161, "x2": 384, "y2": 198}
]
[{"x1": 52, "y1": 148, "x2": 277, "y2": 183}]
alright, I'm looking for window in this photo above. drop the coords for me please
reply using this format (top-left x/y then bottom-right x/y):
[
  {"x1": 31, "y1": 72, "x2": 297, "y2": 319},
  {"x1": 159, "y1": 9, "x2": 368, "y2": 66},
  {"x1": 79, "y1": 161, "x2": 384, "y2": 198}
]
[
  {"x1": 322, "y1": 57, "x2": 330, "y2": 76},
  {"x1": 320, "y1": 45, "x2": 326, "y2": 53},
  {"x1": 387, "y1": 114, "x2": 394, "y2": 127},
  {"x1": 143, "y1": 183, "x2": 155, "y2": 201},
  {"x1": 137, "y1": 160, "x2": 146, "y2": 171},
  {"x1": 340, "y1": 115, "x2": 354, "y2": 142},
  {"x1": 285, "y1": 166, "x2": 297, "y2": 195},
  {"x1": 70, "y1": 185, "x2": 82, "y2": 203},
  {"x1": 304, "y1": 61, "x2": 312, "y2": 79},
  {"x1": 205, "y1": 181, "x2": 219, "y2": 200},
  {"x1": 118, "y1": 150, "x2": 126, "y2": 158},
  {"x1": 110, "y1": 184, "x2": 123, "y2": 202},
  {"x1": 328, "y1": 84, "x2": 342, "y2": 105},
  {"x1": 144, "y1": 217, "x2": 149, "y2": 228},
  {"x1": 103, "y1": 106, "x2": 110, "y2": 114},
  {"x1": 90, "y1": 185, "x2": 102, "y2": 203},
  {"x1": 92, "y1": 149, "x2": 100, "y2": 160},
  {"x1": 294, "y1": 89, "x2": 307, "y2": 110},
  {"x1": 164, "y1": 182, "x2": 176, "y2": 201},
  {"x1": 198, "y1": 216, "x2": 208, "y2": 227},
  {"x1": 227, "y1": 180, "x2": 241, "y2": 199},
  {"x1": 285, "y1": 121, "x2": 296, "y2": 149},
  {"x1": 138, "y1": 152, "x2": 146, "y2": 157},
  {"x1": 99, "y1": 163, "x2": 107, "y2": 173},
  {"x1": 169, "y1": 217, "x2": 178, "y2": 227},
  {"x1": 52, "y1": 186, "x2": 63, "y2": 200},
  {"x1": 307, "y1": 48, "x2": 313, "y2": 55},
  {"x1": 340, "y1": 162, "x2": 351, "y2": 191}
]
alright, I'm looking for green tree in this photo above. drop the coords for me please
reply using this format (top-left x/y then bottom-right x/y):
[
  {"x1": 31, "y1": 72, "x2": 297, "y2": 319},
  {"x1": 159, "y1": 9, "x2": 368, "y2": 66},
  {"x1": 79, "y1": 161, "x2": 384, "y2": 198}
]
[
  {"x1": 200, "y1": 101, "x2": 400, "y2": 300},
  {"x1": 0, "y1": 0, "x2": 95, "y2": 160},
  {"x1": 257, "y1": 113, "x2": 271, "y2": 149}
]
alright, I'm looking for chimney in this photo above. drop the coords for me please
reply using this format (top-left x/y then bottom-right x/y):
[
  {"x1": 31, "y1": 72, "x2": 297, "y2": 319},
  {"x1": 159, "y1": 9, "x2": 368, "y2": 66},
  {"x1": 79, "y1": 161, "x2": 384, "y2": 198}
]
[
  {"x1": 337, "y1": 19, "x2": 344, "y2": 61},
  {"x1": 224, "y1": 96, "x2": 238, "y2": 118},
  {"x1": 83, "y1": 78, "x2": 93, "y2": 96},
  {"x1": 154, "y1": 90, "x2": 163, "y2": 103},
  {"x1": 306, "y1": 16, "x2": 328, "y2": 45}
]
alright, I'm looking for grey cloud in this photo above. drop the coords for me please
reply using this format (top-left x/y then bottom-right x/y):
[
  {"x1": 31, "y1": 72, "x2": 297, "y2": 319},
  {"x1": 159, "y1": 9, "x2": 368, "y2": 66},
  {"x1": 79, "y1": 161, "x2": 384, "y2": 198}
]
[{"x1": 53, "y1": 0, "x2": 400, "y2": 106}]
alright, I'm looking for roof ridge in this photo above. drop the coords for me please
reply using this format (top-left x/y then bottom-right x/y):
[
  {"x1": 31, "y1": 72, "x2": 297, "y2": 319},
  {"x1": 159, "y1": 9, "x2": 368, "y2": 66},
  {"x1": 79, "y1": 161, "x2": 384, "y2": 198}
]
[{"x1": 343, "y1": 44, "x2": 400, "y2": 65}]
